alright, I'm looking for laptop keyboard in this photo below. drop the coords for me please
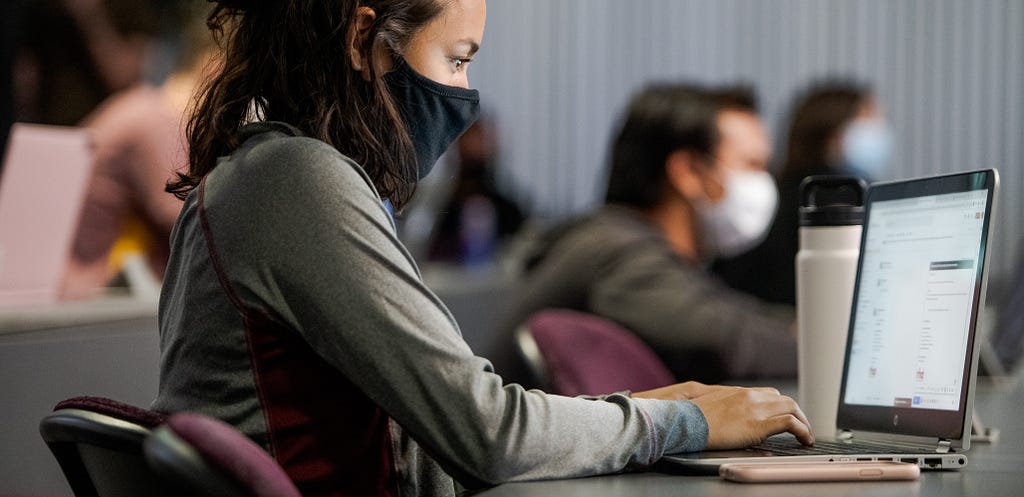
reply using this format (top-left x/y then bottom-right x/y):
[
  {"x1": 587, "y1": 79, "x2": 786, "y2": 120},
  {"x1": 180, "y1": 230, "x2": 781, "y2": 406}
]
[{"x1": 753, "y1": 437, "x2": 932, "y2": 456}]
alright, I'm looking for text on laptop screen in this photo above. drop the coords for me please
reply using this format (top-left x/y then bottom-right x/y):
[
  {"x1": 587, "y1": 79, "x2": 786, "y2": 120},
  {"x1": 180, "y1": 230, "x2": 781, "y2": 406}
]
[{"x1": 844, "y1": 189, "x2": 988, "y2": 411}]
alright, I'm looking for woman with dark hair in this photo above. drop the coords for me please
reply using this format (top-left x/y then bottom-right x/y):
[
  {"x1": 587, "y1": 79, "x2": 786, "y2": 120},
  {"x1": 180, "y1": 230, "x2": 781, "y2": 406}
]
[
  {"x1": 153, "y1": 2, "x2": 812, "y2": 496},
  {"x1": 714, "y1": 81, "x2": 892, "y2": 306},
  {"x1": 781, "y1": 83, "x2": 891, "y2": 182}
]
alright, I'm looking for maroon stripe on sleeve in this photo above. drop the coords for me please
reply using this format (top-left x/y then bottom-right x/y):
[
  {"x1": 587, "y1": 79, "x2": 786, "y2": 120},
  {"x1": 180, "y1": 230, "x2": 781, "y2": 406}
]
[
  {"x1": 198, "y1": 179, "x2": 399, "y2": 496},
  {"x1": 244, "y1": 315, "x2": 399, "y2": 497}
]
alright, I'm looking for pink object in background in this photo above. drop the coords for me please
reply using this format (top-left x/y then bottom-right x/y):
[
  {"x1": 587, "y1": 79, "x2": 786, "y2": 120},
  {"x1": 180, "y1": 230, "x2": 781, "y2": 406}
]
[{"x1": 0, "y1": 123, "x2": 94, "y2": 306}]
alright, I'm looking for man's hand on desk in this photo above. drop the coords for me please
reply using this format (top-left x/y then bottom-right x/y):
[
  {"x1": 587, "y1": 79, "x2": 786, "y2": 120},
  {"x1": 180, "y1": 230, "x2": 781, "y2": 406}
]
[{"x1": 633, "y1": 382, "x2": 815, "y2": 450}]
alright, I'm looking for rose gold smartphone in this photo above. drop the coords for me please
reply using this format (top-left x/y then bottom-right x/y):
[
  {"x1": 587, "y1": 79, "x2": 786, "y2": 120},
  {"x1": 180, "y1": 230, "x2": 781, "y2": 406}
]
[{"x1": 719, "y1": 461, "x2": 920, "y2": 483}]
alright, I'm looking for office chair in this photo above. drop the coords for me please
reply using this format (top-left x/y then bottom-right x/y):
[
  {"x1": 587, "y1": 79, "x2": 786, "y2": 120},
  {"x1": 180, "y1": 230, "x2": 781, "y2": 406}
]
[
  {"x1": 515, "y1": 308, "x2": 676, "y2": 396},
  {"x1": 144, "y1": 413, "x2": 302, "y2": 497},
  {"x1": 38, "y1": 396, "x2": 171, "y2": 497}
]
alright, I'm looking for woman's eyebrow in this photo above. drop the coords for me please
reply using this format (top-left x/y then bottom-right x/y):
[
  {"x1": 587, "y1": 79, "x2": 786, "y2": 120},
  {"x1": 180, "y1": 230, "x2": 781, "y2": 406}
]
[{"x1": 454, "y1": 38, "x2": 480, "y2": 55}]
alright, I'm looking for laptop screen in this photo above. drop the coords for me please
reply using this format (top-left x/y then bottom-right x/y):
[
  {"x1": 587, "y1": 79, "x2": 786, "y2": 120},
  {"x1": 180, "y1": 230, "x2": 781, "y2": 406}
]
[{"x1": 837, "y1": 169, "x2": 997, "y2": 441}]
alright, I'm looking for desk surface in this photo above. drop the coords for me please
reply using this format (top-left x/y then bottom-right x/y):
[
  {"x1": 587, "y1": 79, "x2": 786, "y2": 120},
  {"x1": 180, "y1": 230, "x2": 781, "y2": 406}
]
[
  {"x1": 475, "y1": 374, "x2": 1024, "y2": 497},
  {"x1": 0, "y1": 293, "x2": 157, "y2": 335}
]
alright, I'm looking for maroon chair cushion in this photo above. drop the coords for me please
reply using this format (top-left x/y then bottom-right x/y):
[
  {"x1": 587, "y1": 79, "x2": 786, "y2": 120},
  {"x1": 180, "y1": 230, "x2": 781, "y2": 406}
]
[
  {"x1": 527, "y1": 309, "x2": 676, "y2": 396},
  {"x1": 165, "y1": 413, "x2": 302, "y2": 497},
  {"x1": 54, "y1": 396, "x2": 167, "y2": 428}
]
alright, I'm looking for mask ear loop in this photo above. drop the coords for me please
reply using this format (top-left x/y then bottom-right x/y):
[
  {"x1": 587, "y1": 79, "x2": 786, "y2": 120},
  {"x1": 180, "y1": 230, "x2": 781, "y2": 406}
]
[{"x1": 671, "y1": 151, "x2": 722, "y2": 262}]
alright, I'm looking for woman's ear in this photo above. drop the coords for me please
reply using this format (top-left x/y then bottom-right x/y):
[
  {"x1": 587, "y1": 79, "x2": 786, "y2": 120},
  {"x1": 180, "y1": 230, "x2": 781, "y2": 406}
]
[{"x1": 347, "y1": 7, "x2": 377, "y2": 78}]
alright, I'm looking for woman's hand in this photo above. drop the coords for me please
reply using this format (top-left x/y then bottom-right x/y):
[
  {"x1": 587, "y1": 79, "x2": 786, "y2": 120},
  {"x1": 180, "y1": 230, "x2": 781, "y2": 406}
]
[
  {"x1": 633, "y1": 382, "x2": 814, "y2": 450},
  {"x1": 689, "y1": 386, "x2": 814, "y2": 449},
  {"x1": 631, "y1": 381, "x2": 735, "y2": 401}
]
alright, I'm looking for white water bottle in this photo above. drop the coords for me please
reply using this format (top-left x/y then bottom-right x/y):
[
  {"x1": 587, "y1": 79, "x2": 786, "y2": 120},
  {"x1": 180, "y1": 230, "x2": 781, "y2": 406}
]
[{"x1": 796, "y1": 176, "x2": 866, "y2": 440}]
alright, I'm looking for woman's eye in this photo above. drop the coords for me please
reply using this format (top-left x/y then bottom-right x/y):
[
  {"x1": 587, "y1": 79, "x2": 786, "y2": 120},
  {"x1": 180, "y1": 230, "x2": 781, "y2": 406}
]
[{"x1": 451, "y1": 58, "x2": 472, "y2": 71}]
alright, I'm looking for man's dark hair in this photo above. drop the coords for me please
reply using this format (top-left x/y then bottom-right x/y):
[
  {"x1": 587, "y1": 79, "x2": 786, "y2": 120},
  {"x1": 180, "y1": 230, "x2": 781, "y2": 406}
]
[
  {"x1": 713, "y1": 85, "x2": 758, "y2": 114},
  {"x1": 605, "y1": 83, "x2": 754, "y2": 208}
]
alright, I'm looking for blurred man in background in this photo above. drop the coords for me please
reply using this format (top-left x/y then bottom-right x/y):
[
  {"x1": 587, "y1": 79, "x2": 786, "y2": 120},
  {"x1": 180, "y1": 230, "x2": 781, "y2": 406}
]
[{"x1": 495, "y1": 83, "x2": 796, "y2": 385}]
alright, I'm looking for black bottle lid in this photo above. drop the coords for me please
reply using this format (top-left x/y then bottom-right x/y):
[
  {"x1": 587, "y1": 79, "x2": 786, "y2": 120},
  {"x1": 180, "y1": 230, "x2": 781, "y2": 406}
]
[{"x1": 799, "y1": 175, "x2": 867, "y2": 227}]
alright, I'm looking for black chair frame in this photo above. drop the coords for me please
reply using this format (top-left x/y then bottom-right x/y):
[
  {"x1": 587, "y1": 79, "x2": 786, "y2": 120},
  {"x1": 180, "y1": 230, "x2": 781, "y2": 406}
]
[{"x1": 39, "y1": 408, "x2": 177, "y2": 497}]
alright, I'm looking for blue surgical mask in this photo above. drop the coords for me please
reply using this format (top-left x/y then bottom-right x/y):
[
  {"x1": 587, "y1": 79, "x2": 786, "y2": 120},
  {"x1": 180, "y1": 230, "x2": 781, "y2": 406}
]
[
  {"x1": 841, "y1": 120, "x2": 894, "y2": 179},
  {"x1": 385, "y1": 58, "x2": 481, "y2": 179}
]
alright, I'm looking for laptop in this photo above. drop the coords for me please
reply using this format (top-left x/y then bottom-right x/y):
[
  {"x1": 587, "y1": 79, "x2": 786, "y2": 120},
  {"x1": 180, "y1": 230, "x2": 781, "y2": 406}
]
[
  {"x1": 663, "y1": 168, "x2": 999, "y2": 471},
  {"x1": 0, "y1": 123, "x2": 95, "y2": 307}
]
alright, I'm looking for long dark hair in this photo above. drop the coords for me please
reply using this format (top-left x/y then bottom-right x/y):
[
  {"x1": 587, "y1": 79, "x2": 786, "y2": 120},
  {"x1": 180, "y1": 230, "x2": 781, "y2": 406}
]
[
  {"x1": 781, "y1": 81, "x2": 870, "y2": 179},
  {"x1": 167, "y1": 0, "x2": 445, "y2": 209}
]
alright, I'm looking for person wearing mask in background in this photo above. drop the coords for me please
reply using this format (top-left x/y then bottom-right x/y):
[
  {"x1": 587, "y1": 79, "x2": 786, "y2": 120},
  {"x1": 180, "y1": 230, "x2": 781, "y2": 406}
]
[
  {"x1": 713, "y1": 81, "x2": 891, "y2": 306},
  {"x1": 153, "y1": 2, "x2": 813, "y2": 496},
  {"x1": 495, "y1": 84, "x2": 796, "y2": 386},
  {"x1": 61, "y1": 2, "x2": 219, "y2": 299},
  {"x1": 425, "y1": 115, "x2": 525, "y2": 265}
]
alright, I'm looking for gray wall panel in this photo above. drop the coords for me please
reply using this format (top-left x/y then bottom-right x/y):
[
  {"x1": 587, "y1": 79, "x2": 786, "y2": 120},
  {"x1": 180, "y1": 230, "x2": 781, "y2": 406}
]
[{"x1": 469, "y1": 0, "x2": 1022, "y2": 276}]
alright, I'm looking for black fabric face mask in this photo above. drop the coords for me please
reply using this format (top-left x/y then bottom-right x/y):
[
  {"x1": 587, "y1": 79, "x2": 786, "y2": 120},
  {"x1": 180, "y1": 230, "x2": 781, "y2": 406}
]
[{"x1": 385, "y1": 58, "x2": 481, "y2": 179}]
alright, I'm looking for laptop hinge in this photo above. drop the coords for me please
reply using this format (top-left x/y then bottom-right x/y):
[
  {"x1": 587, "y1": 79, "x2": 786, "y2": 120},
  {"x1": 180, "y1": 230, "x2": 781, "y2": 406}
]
[
  {"x1": 837, "y1": 430, "x2": 855, "y2": 442},
  {"x1": 935, "y1": 439, "x2": 952, "y2": 454}
]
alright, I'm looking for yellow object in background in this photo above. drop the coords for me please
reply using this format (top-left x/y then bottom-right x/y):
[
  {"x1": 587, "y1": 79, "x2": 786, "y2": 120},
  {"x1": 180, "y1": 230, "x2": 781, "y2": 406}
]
[
  {"x1": 107, "y1": 215, "x2": 153, "y2": 275},
  {"x1": 106, "y1": 215, "x2": 163, "y2": 299}
]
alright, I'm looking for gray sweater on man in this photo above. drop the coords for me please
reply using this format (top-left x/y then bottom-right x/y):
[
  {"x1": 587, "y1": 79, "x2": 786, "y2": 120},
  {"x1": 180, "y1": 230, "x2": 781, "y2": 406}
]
[
  {"x1": 152, "y1": 123, "x2": 708, "y2": 497},
  {"x1": 495, "y1": 206, "x2": 798, "y2": 386}
]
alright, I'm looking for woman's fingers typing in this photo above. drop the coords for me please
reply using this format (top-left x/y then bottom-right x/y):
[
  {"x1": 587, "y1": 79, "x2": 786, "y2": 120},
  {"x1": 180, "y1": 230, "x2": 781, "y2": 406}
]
[{"x1": 690, "y1": 386, "x2": 815, "y2": 450}]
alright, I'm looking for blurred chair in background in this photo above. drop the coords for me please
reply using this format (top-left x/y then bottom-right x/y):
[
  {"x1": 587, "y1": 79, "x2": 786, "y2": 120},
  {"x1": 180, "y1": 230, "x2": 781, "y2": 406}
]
[
  {"x1": 145, "y1": 413, "x2": 303, "y2": 497},
  {"x1": 515, "y1": 309, "x2": 675, "y2": 397},
  {"x1": 38, "y1": 396, "x2": 169, "y2": 497},
  {"x1": 713, "y1": 80, "x2": 892, "y2": 307}
]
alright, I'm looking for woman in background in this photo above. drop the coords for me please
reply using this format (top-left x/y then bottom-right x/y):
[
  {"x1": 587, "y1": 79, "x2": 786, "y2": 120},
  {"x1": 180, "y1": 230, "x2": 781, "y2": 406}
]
[{"x1": 714, "y1": 81, "x2": 892, "y2": 306}]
